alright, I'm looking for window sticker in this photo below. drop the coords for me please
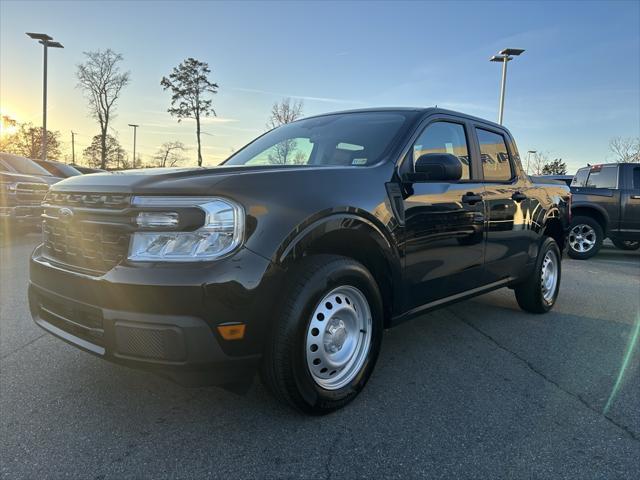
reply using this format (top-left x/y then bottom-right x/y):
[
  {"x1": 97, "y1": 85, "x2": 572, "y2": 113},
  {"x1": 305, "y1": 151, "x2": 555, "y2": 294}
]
[{"x1": 445, "y1": 142, "x2": 454, "y2": 154}]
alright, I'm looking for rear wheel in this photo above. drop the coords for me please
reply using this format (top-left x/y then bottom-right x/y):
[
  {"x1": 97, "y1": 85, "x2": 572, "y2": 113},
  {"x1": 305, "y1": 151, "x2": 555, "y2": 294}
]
[
  {"x1": 515, "y1": 237, "x2": 561, "y2": 313},
  {"x1": 261, "y1": 255, "x2": 383, "y2": 414},
  {"x1": 612, "y1": 239, "x2": 640, "y2": 251},
  {"x1": 567, "y1": 216, "x2": 603, "y2": 260}
]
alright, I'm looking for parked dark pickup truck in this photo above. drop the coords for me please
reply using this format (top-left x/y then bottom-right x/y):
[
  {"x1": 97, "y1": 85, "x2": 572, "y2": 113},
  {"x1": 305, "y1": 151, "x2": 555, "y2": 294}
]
[
  {"x1": 0, "y1": 166, "x2": 50, "y2": 235},
  {"x1": 567, "y1": 163, "x2": 640, "y2": 259},
  {"x1": 28, "y1": 108, "x2": 570, "y2": 413}
]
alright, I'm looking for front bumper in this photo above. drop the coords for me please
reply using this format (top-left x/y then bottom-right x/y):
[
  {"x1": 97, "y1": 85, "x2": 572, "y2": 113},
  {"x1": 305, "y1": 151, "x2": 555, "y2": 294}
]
[{"x1": 29, "y1": 245, "x2": 283, "y2": 386}]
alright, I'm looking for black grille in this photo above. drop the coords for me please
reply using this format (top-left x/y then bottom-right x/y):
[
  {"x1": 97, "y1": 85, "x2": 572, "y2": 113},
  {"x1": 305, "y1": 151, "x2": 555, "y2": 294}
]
[
  {"x1": 38, "y1": 292, "x2": 104, "y2": 346},
  {"x1": 115, "y1": 324, "x2": 186, "y2": 361},
  {"x1": 15, "y1": 182, "x2": 49, "y2": 204},
  {"x1": 42, "y1": 192, "x2": 133, "y2": 273}
]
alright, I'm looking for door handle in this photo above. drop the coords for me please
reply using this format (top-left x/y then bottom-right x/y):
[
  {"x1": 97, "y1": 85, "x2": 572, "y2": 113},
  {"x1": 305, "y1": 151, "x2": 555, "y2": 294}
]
[
  {"x1": 631, "y1": 195, "x2": 640, "y2": 199},
  {"x1": 512, "y1": 191, "x2": 527, "y2": 202},
  {"x1": 462, "y1": 192, "x2": 483, "y2": 205}
]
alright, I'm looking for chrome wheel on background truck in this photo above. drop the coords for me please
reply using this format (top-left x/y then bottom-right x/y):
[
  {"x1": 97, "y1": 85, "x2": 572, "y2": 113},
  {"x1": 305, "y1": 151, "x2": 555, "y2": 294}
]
[{"x1": 567, "y1": 216, "x2": 603, "y2": 260}]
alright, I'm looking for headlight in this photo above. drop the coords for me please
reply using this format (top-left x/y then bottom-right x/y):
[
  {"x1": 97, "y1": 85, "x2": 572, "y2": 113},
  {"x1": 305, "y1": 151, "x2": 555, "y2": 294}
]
[{"x1": 128, "y1": 196, "x2": 244, "y2": 262}]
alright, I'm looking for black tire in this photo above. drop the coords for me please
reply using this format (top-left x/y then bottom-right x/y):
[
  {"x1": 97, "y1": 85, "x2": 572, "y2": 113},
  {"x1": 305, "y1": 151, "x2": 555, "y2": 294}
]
[
  {"x1": 612, "y1": 239, "x2": 640, "y2": 251},
  {"x1": 515, "y1": 237, "x2": 561, "y2": 314},
  {"x1": 567, "y1": 215, "x2": 603, "y2": 260},
  {"x1": 261, "y1": 254, "x2": 383, "y2": 415}
]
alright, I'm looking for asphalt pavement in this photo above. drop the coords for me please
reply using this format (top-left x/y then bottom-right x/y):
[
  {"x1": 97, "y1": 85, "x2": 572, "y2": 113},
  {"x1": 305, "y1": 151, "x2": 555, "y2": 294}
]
[{"x1": 1, "y1": 234, "x2": 639, "y2": 479}]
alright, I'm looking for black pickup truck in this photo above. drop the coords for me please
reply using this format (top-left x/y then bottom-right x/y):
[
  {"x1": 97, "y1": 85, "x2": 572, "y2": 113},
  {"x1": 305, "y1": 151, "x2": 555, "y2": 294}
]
[
  {"x1": 1, "y1": 159, "x2": 50, "y2": 235},
  {"x1": 567, "y1": 163, "x2": 640, "y2": 259},
  {"x1": 28, "y1": 108, "x2": 570, "y2": 413}
]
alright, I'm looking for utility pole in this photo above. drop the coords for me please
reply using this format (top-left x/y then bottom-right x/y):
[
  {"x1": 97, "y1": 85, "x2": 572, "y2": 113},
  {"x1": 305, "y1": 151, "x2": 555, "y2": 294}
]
[
  {"x1": 26, "y1": 33, "x2": 63, "y2": 161},
  {"x1": 71, "y1": 131, "x2": 77, "y2": 164},
  {"x1": 490, "y1": 48, "x2": 524, "y2": 124},
  {"x1": 128, "y1": 124, "x2": 139, "y2": 168}
]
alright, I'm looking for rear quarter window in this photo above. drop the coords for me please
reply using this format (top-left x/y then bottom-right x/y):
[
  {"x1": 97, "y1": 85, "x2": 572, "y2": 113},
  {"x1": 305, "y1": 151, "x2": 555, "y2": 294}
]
[
  {"x1": 585, "y1": 165, "x2": 618, "y2": 189},
  {"x1": 476, "y1": 128, "x2": 513, "y2": 182}
]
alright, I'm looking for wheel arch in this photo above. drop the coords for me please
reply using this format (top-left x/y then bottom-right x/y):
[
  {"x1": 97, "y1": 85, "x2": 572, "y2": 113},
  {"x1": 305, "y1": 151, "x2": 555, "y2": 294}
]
[
  {"x1": 571, "y1": 204, "x2": 609, "y2": 234},
  {"x1": 542, "y1": 216, "x2": 566, "y2": 253},
  {"x1": 277, "y1": 211, "x2": 401, "y2": 328}
]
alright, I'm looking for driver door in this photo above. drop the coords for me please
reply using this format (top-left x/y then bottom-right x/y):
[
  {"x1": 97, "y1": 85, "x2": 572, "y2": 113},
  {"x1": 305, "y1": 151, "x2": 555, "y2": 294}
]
[{"x1": 399, "y1": 117, "x2": 486, "y2": 311}]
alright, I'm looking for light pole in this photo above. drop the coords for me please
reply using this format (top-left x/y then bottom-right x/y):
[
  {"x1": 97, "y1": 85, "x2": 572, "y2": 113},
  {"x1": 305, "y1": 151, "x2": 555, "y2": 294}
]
[
  {"x1": 490, "y1": 48, "x2": 524, "y2": 124},
  {"x1": 71, "y1": 131, "x2": 77, "y2": 165},
  {"x1": 128, "y1": 124, "x2": 139, "y2": 168},
  {"x1": 26, "y1": 33, "x2": 63, "y2": 161},
  {"x1": 526, "y1": 150, "x2": 537, "y2": 175}
]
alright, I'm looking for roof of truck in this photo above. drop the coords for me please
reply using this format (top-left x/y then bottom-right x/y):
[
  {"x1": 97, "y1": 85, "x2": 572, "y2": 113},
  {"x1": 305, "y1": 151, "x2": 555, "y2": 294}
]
[{"x1": 300, "y1": 107, "x2": 505, "y2": 130}]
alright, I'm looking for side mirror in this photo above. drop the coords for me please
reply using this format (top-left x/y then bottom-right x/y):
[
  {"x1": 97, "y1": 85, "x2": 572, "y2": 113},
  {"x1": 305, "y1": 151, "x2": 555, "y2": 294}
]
[{"x1": 404, "y1": 153, "x2": 463, "y2": 183}]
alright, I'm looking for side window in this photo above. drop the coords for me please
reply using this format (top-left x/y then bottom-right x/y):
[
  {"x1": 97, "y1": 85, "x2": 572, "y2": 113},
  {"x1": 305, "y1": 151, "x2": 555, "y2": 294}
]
[
  {"x1": 585, "y1": 165, "x2": 618, "y2": 189},
  {"x1": 411, "y1": 121, "x2": 470, "y2": 180},
  {"x1": 633, "y1": 167, "x2": 640, "y2": 189},
  {"x1": 476, "y1": 128, "x2": 513, "y2": 182},
  {"x1": 571, "y1": 168, "x2": 589, "y2": 187}
]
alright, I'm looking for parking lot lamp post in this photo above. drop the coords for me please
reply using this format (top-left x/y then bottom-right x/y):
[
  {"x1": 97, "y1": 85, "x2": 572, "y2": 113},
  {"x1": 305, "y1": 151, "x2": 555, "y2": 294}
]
[
  {"x1": 26, "y1": 33, "x2": 64, "y2": 161},
  {"x1": 490, "y1": 48, "x2": 524, "y2": 124},
  {"x1": 71, "y1": 131, "x2": 77, "y2": 164},
  {"x1": 128, "y1": 124, "x2": 139, "y2": 168}
]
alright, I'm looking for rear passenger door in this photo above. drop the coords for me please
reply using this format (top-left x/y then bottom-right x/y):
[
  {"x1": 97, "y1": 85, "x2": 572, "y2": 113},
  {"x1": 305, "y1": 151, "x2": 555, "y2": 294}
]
[
  {"x1": 573, "y1": 164, "x2": 621, "y2": 231},
  {"x1": 619, "y1": 164, "x2": 640, "y2": 236},
  {"x1": 474, "y1": 125, "x2": 533, "y2": 282}
]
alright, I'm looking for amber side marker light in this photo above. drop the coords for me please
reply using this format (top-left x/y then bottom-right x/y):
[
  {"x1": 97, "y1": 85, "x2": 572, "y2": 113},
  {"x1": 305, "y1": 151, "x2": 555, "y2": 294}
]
[{"x1": 217, "y1": 323, "x2": 246, "y2": 340}]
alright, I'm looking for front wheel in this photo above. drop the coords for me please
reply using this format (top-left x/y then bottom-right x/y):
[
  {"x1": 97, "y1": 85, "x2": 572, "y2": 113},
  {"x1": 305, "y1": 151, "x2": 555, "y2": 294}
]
[
  {"x1": 612, "y1": 239, "x2": 640, "y2": 251},
  {"x1": 515, "y1": 237, "x2": 561, "y2": 314},
  {"x1": 261, "y1": 255, "x2": 383, "y2": 414}
]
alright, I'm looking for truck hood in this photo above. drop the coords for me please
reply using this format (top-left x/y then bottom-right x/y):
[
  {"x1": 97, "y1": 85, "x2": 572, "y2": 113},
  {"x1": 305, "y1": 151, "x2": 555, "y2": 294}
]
[
  {"x1": 48, "y1": 165, "x2": 350, "y2": 195},
  {"x1": 0, "y1": 171, "x2": 50, "y2": 185}
]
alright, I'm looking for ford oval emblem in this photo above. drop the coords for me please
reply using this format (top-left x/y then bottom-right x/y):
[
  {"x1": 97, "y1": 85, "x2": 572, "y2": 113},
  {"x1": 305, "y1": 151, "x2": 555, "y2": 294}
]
[{"x1": 58, "y1": 207, "x2": 74, "y2": 221}]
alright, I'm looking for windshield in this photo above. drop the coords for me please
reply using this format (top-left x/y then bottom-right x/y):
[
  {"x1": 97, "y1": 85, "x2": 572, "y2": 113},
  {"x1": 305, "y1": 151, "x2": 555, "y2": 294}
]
[
  {"x1": 0, "y1": 158, "x2": 15, "y2": 173},
  {"x1": 36, "y1": 161, "x2": 81, "y2": 177},
  {"x1": 0, "y1": 153, "x2": 52, "y2": 176},
  {"x1": 224, "y1": 112, "x2": 409, "y2": 168}
]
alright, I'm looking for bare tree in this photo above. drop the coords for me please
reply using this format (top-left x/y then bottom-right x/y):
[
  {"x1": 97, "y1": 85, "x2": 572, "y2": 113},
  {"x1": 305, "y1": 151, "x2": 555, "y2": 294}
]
[
  {"x1": 76, "y1": 50, "x2": 130, "y2": 170},
  {"x1": 529, "y1": 151, "x2": 549, "y2": 175},
  {"x1": 152, "y1": 141, "x2": 187, "y2": 168},
  {"x1": 266, "y1": 98, "x2": 304, "y2": 165},
  {"x1": 609, "y1": 136, "x2": 640, "y2": 163},
  {"x1": 266, "y1": 97, "x2": 304, "y2": 130},
  {"x1": 161, "y1": 58, "x2": 219, "y2": 166}
]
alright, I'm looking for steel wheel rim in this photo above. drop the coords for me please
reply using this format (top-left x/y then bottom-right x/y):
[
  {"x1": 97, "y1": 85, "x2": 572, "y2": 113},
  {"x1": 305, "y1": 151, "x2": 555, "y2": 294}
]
[
  {"x1": 569, "y1": 224, "x2": 596, "y2": 253},
  {"x1": 540, "y1": 250, "x2": 558, "y2": 303},
  {"x1": 305, "y1": 285, "x2": 372, "y2": 390}
]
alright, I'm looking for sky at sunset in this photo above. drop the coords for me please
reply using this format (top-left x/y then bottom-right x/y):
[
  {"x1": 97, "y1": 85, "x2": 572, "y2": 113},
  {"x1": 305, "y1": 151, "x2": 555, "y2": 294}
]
[{"x1": 1, "y1": 0, "x2": 638, "y2": 172}]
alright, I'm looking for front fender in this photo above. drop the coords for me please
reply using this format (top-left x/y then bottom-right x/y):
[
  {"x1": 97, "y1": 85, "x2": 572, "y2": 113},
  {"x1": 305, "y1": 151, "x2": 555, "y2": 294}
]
[
  {"x1": 273, "y1": 209, "x2": 403, "y2": 318},
  {"x1": 571, "y1": 201, "x2": 610, "y2": 226},
  {"x1": 276, "y1": 209, "x2": 398, "y2": 265}
]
